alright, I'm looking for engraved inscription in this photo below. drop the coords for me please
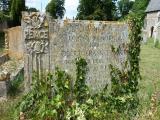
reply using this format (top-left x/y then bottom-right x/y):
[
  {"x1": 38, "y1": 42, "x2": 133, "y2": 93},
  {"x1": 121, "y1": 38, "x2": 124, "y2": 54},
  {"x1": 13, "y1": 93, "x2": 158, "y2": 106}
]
[
  {"x1": 50, "y1": 21, "x2": 129, "y2": 93},
  {"x1": 23, "y1": 12, "x2": 129, "y2": 93}
]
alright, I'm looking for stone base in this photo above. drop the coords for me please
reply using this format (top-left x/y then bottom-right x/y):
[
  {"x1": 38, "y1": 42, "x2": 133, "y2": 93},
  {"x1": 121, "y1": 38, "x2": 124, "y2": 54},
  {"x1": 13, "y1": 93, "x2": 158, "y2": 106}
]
[{"x1": 0, "y1": 80, "x2": 9, "y2": 100}]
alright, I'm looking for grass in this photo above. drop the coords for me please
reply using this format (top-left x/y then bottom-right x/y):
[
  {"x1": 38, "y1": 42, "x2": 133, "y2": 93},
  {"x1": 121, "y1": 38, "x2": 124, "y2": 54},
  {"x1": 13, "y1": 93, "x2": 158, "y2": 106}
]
[
  {"x1": 0, "y1": 71, "x2": 24, "y2": 120},
  {"x1": 0, "y1": 98, "x2": 20, "y2": 120},
  {"x1": 137, "y1": 39, "x2": 160, "y2": 119},
  {"x1": 0, "y1": 39, "x2": 160, "y2": 119},
  {"x1": 139, "y1": 39, "x2": 160, "y2": 99}
]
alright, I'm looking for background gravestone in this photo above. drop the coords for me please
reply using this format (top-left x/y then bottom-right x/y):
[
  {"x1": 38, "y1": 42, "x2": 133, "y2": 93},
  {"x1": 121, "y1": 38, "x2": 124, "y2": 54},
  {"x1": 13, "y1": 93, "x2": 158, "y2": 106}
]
[{"x1": 22, "y1": 12, "x2": 129, "y2": 93}]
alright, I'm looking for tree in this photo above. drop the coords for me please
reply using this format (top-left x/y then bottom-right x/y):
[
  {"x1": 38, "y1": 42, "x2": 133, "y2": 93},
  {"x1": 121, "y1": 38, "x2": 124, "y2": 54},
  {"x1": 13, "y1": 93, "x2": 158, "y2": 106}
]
[
  {"x1": 118, "y1": 0, "x2": 134, "y2": 18},
  {"x1": 0, "y1": 11, "x2": 9, "y2": 22},
  {"x1": 46, "y1": 0, "x2": 65, "y2": 19},
  {"x1": 76, "y1": 0, "x2": 117, "y2": 21},
  {"x1": 0, "y1": 0, "x2": 9, "y2": 11},
  {"x1": 26, "y1": 7, "x2": 39, "y2": 12},
  {"x1": 0, "y1": 0, "x2": 12, "y2": 14},
  {"x1": 131, "y1": 0, "x2": 150, "y2": 18},
  {"x1": 10, "y1": 0, "x2": 25, "y2": 26}
]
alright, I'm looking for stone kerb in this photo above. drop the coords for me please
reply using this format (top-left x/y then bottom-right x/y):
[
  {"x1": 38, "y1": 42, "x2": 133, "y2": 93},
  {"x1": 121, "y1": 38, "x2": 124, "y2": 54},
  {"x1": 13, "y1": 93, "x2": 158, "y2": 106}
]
[{"x1": 22, "y1": 12, "x2": 129, "y2": 93}]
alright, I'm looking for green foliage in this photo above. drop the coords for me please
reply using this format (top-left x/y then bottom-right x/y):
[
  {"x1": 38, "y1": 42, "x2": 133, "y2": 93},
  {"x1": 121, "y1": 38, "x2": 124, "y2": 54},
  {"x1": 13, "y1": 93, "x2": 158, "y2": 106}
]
[
  {"x1": 10, "y1": 0, "x2": 25, "y2": 26},
  {"x1": 0, "y1": 11, "x2": 10, "y2": 22},
  {"x1": 154, "y1": 40, "x2": 160, "y2": 49},
  {"x1": 132, "y1": 0, "x2": 149, "y2": 12},
  {"x1": 128, "y1": 13, "x2": 142, "y2": 93},
  {"x1": 108, "y1": 64, "x2": 139, "y2": 115},
  {"x1": 118, "y1": 0, "x2": 134, "y2": 18},
  {"x1": 15, "y1": 58, "x2": 88, "y2": 120},
  {"x1": 0, "y1": 32, "x2": 5, "y2": 51},
  {"x1": 15, "y1": 49, "x2": 141, "y2": 120},
  {"x1": 75, "y1": 58, "x2": 89, "y2": 104},
  {"x1": 8, "y1": 70, "x2": 24, "y2": 96},
  {"x1": 106, "y1": 14, "x2": 142, "y2": 116},
  {"x1": 26, "y1": 7, "x2": 39, "y2": 12},
  {"x1": 46, "y1": 0, "x2": 65, "y2": 19},
  {"x1": 2, "y1": 37, "x2": 160, "y2": 120},
  {"x1": 76, "y1": 0, "x2": 117, "y2": 20},
  {"x1": 131, "y1": 0, "x2": 150, "y2": 20},
  {"x1": 0, "y1": 0, "x2": 11, "y2": 14},
  {"x1": 137, "y1": 39, "x2": 160, "y2": 119}
]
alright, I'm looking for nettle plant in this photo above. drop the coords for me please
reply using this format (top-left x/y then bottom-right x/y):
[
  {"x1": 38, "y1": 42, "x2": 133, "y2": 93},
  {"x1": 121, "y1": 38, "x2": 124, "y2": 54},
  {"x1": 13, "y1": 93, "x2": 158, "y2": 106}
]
[{"x1": 15, "y1": 15, "x2": 142, "y2": 120}]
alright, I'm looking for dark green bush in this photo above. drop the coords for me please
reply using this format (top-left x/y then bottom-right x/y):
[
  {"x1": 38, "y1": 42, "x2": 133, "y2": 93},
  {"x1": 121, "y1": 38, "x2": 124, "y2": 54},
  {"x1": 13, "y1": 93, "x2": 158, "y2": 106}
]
[{"x1": 0, "y1": 32, "x2": 5, "y2": 51}]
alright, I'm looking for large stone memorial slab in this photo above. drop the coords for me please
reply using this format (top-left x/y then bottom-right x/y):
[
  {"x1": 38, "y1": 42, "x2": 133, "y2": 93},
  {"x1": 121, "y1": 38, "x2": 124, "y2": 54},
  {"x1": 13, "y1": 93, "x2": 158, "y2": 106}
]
[{"x1": 22, "y1": 12, "x2": 129, "y2": 92}]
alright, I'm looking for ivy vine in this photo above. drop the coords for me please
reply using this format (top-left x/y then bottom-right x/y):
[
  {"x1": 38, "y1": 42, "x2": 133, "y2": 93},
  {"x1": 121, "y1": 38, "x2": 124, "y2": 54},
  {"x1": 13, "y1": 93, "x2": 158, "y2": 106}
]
[{"x1": 108, "y1": 14, "x2": 142, "y2": 115}]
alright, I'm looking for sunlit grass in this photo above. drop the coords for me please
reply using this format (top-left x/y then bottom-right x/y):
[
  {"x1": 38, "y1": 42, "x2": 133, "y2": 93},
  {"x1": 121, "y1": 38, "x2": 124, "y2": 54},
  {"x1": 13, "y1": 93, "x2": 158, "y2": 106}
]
[
  {"x1": 140, "y1": 39, "x2": 160, "y2": 98},
  {"x1": 0, "y1": 98, "x2": 19, "y2": 120},
  {"x1": 138, "y1": 39, "x2": 160, "y2": 119}
]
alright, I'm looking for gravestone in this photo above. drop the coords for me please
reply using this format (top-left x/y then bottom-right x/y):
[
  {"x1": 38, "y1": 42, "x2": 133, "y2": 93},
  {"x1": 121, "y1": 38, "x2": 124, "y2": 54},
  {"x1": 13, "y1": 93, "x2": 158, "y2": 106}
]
[
  {"x1": 153, "y1": 22, "x2": 160, "y2": 45},
  {"x1": 22, "y1": 12, "x2": 129, "y2": 93}
]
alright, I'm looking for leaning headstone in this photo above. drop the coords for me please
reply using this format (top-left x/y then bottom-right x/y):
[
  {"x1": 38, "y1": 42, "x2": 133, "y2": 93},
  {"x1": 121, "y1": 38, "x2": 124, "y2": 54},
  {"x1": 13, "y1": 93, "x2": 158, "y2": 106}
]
[{"x1": 22, "y1": 12, "x2": 129, "y2": 93}]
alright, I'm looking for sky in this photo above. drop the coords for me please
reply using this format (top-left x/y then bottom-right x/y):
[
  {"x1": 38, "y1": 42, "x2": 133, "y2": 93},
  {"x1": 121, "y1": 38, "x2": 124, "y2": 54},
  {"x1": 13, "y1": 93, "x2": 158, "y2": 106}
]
[{"x1": 26, "y1": 0, "x2": 79, "y2": 19}]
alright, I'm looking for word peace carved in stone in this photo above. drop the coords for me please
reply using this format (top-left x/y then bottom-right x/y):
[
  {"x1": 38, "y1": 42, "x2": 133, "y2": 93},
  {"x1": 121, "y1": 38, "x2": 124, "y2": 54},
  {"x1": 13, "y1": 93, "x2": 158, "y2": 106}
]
[{"x1": 23, "y1": 12, "x2": 49, "y2": 55}]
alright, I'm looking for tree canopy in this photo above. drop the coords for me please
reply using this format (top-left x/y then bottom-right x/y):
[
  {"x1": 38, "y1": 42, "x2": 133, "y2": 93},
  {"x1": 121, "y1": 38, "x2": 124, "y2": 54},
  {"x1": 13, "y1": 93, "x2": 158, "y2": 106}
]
[
  {"x1": 118, "y1": 0, "x2": 134, "y2": 18},
  {"x1": 76, "y1": 0, "x2": 117, "y2": 21},
  {"x1": 0, "y1": 0, "x2": 12, "y2": 14},
  {"x1": 10, "y1": 0, "x2": 25, "y2": 26},
  {"x1": 131, "y1": 0, "x2": 150, "y2": 18},
  {"x1": 26, "y1": 7, "x2": 39, "y2": 12},
  {"x1": 46, "y1": 0, "x2": 65, "y2": 19}
]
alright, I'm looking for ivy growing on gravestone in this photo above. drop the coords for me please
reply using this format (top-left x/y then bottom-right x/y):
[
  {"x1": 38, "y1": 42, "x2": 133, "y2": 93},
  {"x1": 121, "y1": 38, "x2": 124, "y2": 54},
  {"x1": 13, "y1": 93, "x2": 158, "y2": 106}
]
[
  {"x1": 128, "y1": 13, "x2": 142, "y2": 94},
  {"x1": 14, "y1": 15, "x2": 143, "y2": 119},
  {"x1": 74, "y1": 57, "x2": 90, "y2": 104},
  {"x1": 108, "y1": 14, "x2": 142, "y2": 114}
]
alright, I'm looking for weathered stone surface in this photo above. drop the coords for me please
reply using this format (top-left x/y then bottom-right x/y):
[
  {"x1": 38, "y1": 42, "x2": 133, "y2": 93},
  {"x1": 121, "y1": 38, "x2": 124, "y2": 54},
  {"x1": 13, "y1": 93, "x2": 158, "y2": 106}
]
[
  {"x1": 0, "y1": 59, "x2": 24, "y2": 99},
  {"x1": 7, "y1": 26, "x2": 24, "y2": 59},
  {"x1": 0, "y1": 59, "x2": 24, "y2": 80},
  {"x1": 22, "y1": 12, "x2": 49, "y2": 91},
  {"x1": 0, "y1": 71, "x2": 10, "y2": 81},
  {"x1": 0, "y1": 81, "x2": 8, "y2": 99},
  {"x1": 22, "y1": 12, "x2": 129, "y2": 93},
  {"x1": 0, "y1": 53, "x2": 9, "y2": 66}
]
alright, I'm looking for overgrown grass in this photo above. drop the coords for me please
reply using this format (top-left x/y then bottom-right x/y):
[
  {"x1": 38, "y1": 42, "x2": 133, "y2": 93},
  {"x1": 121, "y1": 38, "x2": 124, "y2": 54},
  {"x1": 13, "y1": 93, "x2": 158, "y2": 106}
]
[
  {"x1": 0, "y1": 71, "x2": 24, "y2": 120},
  {"x1": 140, "y1": 39, "x2": 160, "y2": 100},
  {"x1": 0, "y1": 98, "x2": 20, "y2": 120},
  {"x1": 154, "y1": 39, "x2": 160, "y2": 49}
]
